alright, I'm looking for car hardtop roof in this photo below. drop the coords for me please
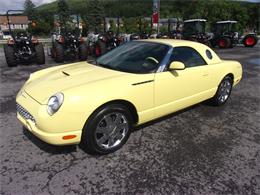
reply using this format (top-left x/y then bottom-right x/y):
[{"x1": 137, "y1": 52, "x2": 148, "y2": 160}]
[
  {"x1": 216, "y1": 20, "x2": 237, "y2": 24},
  {"x1": 138, "y1": 39, "x2": 207, "y2": 48},
  {"x1": 184, "y1": 19, "x2": 207, "y2": 23}
]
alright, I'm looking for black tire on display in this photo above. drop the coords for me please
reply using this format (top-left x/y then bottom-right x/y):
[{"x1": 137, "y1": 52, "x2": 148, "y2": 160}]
[
  {"x1": 4, "y1": 45, "x2": 17, "y2": 67},
  {"x1": 54, "y1": 43, "x2": 64, "y2": 62},
  {"x1": 35, "y1": 43, "x2": 45, "y2": 65},
  {"x1": 211, "y1": 76, "x2": 233, "y2": 106},
  {"x1": 80, "y1": 104, "x2": 133, "y2": 155},
  {"x1": 78, "y1": 43, "x2": 88, "y2": 61}
]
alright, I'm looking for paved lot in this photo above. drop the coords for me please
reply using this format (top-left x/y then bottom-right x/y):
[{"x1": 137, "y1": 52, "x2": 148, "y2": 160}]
[{"x1": 0, "y1": 44, "x2": 260, "y2": 195}]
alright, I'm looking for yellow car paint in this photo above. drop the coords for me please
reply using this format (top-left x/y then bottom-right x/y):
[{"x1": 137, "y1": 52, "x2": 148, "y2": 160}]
[{"x1": 16, "y1": 39, "x2": 242, "y2": 145}]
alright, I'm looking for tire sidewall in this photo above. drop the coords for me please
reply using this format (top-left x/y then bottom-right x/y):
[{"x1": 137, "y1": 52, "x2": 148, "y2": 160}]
[
  {"x1": 4, "y1": 45, "x2": 17, "y2": 67},
  {"x1": 81, "y1": 104, "x2": 133, "y2": 154},
  {"x1": 215, "y1": 76, "x2": 233, "y2": 106},
  {"x1": 35, "y1": 43, "x2": 45, "y2": 64},
  {"x1": 78, "y1": 43, "x2": 88, "y2": 61}
]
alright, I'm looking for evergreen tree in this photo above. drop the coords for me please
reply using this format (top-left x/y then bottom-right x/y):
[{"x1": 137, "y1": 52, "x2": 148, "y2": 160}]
[
  {"x1": 57, "y1": 0, "x2": 70, "y2": 27},
  {"x1": 85, "y1": 0, "x2": 105, "y2": 33},
  {"x1": 24, "y1": 0, "x2": 36, "y2": 20}
]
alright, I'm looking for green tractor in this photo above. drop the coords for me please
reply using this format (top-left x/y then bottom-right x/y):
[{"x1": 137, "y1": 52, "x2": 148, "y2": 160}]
[
  {"x1": 182, "y1": 19, "x2": 212, "y2": 46},
  {"x1": 210, "y1": 20, "x2": 258, "y2": 48}
]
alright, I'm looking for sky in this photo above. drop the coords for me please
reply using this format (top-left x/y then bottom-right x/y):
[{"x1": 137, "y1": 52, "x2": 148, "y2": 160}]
[
  {"x1": 0, "y1": 0, "x2": 55, "y2": 14},
  {"x1": 0, "y1": 0, "x2": 259, "y2": 14}
]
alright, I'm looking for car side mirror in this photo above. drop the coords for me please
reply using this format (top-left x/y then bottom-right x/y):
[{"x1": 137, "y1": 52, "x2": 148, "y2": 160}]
[{"x1": 169, "y1": 61, "x2": 185, "y2": 70}]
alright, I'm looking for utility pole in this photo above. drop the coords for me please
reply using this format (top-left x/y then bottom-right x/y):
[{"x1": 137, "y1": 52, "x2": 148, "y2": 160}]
[{"x1": 157, "y1": 0, "x2": 160, "y2": 35}]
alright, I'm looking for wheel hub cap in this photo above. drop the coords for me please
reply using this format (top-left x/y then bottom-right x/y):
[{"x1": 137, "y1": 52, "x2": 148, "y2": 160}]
[
  {"x1": 218, "y1": 80, "x2": 232, "y2": 103},
  {"x1": 95, "y1": 112, "x2": 128, "y2": 149}
]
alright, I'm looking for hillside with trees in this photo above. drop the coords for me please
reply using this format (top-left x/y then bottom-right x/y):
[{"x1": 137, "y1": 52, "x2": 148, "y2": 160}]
[{"x1": 29, "y1": 0, "x2": 259, "y2": 35}]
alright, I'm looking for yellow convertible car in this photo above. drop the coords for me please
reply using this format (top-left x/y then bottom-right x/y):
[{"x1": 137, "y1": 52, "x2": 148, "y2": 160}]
[{"x1": 16, "y1": 39, "x2": 242, "y2": 154}]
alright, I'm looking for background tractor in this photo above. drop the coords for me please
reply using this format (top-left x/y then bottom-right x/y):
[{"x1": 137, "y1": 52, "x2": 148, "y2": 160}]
[
  {"x1": 182, "y1": 19, "x2": 212, "y2": 46},
  {"x1": 3, "y1": 10, "x2": 45, "y2": 67},
  {"x1": 210, "y1": 20, "x2": 258, "y2": 48}
]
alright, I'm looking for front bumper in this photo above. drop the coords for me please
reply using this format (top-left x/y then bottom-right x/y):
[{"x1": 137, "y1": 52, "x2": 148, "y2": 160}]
[{"x1": 16, "y1": 90, "x2": 82, "y2": 145}]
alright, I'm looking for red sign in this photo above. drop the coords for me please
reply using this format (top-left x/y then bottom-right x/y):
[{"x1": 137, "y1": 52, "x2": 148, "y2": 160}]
[{"x1": 152, "y1": 0, "x2": 159, "y2": 24}]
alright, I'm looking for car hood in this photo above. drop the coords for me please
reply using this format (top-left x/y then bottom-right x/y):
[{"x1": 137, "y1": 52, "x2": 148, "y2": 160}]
[{"x1": 24, "y1": 62, "x2": 125, "y2": 104}]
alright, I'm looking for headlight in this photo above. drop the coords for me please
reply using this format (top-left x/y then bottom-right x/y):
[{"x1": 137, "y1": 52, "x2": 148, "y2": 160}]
[{"x1": 47, "y1": 93, "x2": 64, "y2": 115}]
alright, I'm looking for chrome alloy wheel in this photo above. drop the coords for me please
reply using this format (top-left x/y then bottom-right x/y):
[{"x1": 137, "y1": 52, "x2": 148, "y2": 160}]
[
  {"x1": 95, "y1": 112, "x2": 129, "y2": 149},
  {"x1": 218, "y1": 79, "x2": 232, "y2": 103}
]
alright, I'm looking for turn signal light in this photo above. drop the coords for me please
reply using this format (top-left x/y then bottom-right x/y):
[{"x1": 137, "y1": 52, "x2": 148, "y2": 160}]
[{"x1": 62, "y1": 135, "x2": 76, "y2": 140}]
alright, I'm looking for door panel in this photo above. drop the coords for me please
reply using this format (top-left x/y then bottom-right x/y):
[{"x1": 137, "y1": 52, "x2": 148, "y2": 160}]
[{"x1": 154, "y1": 66, "x2": 211, "y2": 118}]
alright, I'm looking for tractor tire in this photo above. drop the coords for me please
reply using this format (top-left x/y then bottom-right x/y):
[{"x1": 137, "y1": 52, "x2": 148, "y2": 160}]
[
  {"x1": 210, "y1": 39, "x2": 217, "y2": 48},
  {"x1": 4, "y1": 45, "x2": 17, "y2": 67},
  {"x1": 35, "y1": 43, "x2": 45, "y2": 65},
  {"x1": 243, "y1": 34, "x2": 258, "y2": 47},
  {"x1": 79, "y1": 43, "x2": 88, "y2": 61},
  {"x1": 95, "y1": 41, "x2": 107, "y2": 57},
  {"x1": 53, "y1": 43, "x2": 64, "y2": 63},
  {"x1": 218, "y1": 37, "x2": 231, "y2": 49}
]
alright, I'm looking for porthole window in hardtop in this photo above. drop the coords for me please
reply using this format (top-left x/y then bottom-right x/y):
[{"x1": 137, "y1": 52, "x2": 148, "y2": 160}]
[{"x1": 206, "y1": 49, "x2": 213, "y2": 60}]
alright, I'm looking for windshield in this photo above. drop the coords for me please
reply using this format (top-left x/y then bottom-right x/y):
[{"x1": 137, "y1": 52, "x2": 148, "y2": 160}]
[
  {"x1": 94, "y1": 41, "x2": 169, "y2": 73},
  {"x1": 183, "y1": 21, "x2": 206, "y2": 35}
]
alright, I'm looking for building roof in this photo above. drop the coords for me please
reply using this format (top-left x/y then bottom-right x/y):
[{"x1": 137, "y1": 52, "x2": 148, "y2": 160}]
[{"x1": 0, "y1": 16, "x2": 28, "y2": 24}]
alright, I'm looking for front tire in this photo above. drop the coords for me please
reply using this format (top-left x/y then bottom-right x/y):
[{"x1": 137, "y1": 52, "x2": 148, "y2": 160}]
[
  {"x1": 35, "y1": 43, "x2": 45, "y2": 65},
  {"x1": 80, "y1": 104, "x2": 133, "y2": 155},
  {"x1": 78, "y1": 43, "x2": 88, "y2": 61},
  {"x1": 211, "y1": 76, "x2": 233, "y2": 106},
  {"x1": 53, "y1": 43, "x2": 64, "y2": 62},
  {"x1": 4, "y1": 45, "x2": 17, "y2": 67}
]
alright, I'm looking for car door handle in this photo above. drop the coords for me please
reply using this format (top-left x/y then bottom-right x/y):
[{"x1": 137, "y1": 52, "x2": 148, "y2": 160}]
[{"x1": 203, "y1": 72, "x2": 209, "y2": 76}]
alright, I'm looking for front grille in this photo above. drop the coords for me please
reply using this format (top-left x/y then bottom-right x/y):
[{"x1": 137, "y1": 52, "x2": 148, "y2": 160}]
[{"x1": 16, "y1": 103, "x2": 36, "y2": 123}]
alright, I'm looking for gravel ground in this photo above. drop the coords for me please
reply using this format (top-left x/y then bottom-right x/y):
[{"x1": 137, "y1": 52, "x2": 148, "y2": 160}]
[{"x1": 0, "y1": 44, "x2": 260, "y2": 195}]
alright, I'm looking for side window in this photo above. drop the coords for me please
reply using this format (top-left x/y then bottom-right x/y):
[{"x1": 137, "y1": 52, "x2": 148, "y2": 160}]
[{"x1": 170, "y1": 47, "x2": 207, "y2": 68}]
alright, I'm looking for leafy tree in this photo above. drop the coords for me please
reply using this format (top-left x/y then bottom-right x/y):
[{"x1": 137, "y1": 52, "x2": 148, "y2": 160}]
[{"x1": 24, "y1": 0, "x2": 36, "y2": 20}]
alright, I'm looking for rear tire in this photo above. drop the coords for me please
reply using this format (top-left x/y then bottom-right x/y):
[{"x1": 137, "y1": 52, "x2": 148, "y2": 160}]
[
  {"x1": 218, "y1": 37, "x2": 231, "y2": 49},
  {"x1": 210, "y1": 76, "x2": 233, "y2": 106},
  {"x1": 35, "y1": 43, "x2": 45, "y2": 65},
  {"x1": 243, "y1": 35, "x2": 258, "y2": 47},
  {"x1": 53, "y1": 43, "x2": 64, "y2": 63},
  {"x1": 78, "y1": 43, "x2": 88, "y2": 61},
  {"x1": 4, "y1": 45, "x2": 17, "y2": 67},
  {"x1": 80, "y1": 104, "x2": 133, "y2": 155}
]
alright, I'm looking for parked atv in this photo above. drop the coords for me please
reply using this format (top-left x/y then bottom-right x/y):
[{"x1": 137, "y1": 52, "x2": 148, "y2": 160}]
[
  {"x1": 182, "y1": 19, "x2": 212, "y2": 46},
  {"x1": 210, "y1": 20, "x2": 258, "y2": 48},
  {"x1": 51, "y1": 31, "x2": 87, "y2": 62},
  {"x1": 4, "y1": 10, "x2": 45, "y2": 67},
  {"x1": 87, "y1": 31, "x2": 120, "y2": 57}
]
